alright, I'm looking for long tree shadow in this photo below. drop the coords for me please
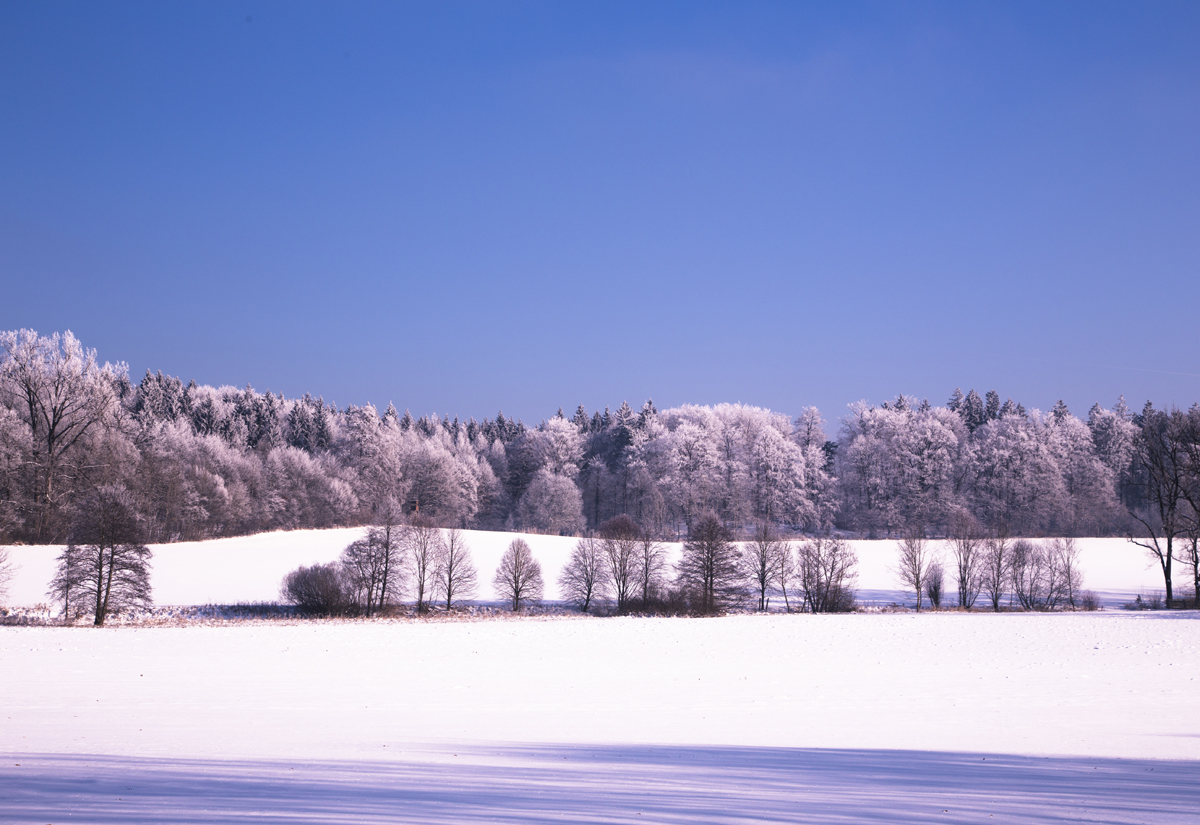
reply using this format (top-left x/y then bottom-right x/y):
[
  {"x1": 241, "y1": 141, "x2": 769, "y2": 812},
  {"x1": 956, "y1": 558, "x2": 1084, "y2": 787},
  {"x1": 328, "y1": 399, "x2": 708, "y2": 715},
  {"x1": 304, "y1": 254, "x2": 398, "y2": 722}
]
[{"x1": 2, "y1": 745, "x2": 1196, "y2": 824}]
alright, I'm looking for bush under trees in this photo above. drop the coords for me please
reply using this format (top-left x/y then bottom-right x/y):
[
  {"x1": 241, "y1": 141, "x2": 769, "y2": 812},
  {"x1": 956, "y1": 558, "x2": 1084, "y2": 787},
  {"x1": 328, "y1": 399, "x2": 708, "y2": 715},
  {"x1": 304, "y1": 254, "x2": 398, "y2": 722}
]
[{"x1": 281, "y1": 562, "x2": 353, "y2": 616}]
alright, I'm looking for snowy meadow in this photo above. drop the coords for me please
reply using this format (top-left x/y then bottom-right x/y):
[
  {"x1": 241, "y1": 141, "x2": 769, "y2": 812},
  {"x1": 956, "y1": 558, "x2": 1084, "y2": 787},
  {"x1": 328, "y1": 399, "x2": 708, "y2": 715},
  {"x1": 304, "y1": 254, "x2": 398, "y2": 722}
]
[{"x1": 2, "y1": 529, "x2": 1198, "y2": 823}]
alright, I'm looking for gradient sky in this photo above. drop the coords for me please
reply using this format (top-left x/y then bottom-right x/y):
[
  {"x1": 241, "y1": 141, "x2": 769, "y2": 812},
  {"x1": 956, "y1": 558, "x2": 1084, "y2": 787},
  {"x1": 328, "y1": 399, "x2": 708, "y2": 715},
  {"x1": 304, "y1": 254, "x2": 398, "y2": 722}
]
[{"x1": 2, "y1": 1, "x2": 1198, "y2": 424}]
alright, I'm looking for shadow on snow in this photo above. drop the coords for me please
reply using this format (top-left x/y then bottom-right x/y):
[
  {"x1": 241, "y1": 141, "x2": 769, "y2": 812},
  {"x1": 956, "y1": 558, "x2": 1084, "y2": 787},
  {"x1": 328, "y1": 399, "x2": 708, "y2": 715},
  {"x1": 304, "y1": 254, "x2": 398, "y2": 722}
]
[{"x1": 2, "y1": 745, "x2": 1196, "y2": 824}]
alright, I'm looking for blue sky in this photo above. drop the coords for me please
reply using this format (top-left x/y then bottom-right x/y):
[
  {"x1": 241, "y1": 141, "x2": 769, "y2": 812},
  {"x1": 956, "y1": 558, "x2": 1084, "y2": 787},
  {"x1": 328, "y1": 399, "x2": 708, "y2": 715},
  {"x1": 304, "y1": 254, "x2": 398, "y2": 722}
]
[{"x1": 2, "y1": 1, "x2": 1198, "y2": 423}]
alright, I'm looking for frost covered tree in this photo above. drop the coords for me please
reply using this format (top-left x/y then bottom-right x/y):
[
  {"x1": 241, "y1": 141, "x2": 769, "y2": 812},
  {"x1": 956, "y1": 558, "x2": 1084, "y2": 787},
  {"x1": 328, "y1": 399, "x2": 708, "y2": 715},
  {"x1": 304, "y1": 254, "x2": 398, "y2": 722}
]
[
  {"x1": 493, "y1": 538, "x2": 543, "y2": 611},
  {"x1": 517, "y1": 469, "x2": 585, "y2": 535},
  {"x1": 677, "y1": 513, "x2": 743, "y2": 614},
  {"x1": 559, "y1": 534, "x2": 606, "y2": 612},
  {"x1": 50, "y1": 485, "x2": 152, "y2": 625},
  {"x1": 0, "y1": 330, "x2": 124, "y2": 541},
  {"x1": 434, "y1": 527, "x2": 478, "y2": 610}
]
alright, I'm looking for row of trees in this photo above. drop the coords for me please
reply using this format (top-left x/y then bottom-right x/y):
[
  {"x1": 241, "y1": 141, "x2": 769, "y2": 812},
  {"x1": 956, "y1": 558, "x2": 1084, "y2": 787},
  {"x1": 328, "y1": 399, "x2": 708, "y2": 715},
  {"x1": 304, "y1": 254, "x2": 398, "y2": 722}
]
[
  {"x1": 557, "y1": 513, "x2": 859, "y2": 615},
  {"x1": 277, "y1": 513, "x2": 860, "y2": 618},
  {"x1": 3, "y1": 329, "x2": 1198, "y2": 605},
  {"x1": 281, "y1": 517, "x2": 481, "y2": 616},
  {"x1": 894, "y1": 532, "x2": 1090, "y2": 612}
]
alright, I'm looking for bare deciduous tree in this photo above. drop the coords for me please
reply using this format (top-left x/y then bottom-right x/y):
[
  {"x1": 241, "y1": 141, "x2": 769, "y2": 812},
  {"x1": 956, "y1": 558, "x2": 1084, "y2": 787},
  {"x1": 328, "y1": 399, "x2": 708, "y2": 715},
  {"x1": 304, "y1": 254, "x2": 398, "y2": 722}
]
[
  {"x1": 341, "y1": 520, "x2": 406, "y2": 616},
  {"x1": 435, "y1": 527, "x2": 478, "y2": 610},
  {"x1": 743, "y1": 522, "x2": 785, "y2": 611},
  {"x1": 1179, "y1": 534, "x2": 1200, "y2": 607},
  {"x1": 599, "y1": 515, "x2": 641, "y2": 612},
  {"x1": 775, "y1": 540, "x2": 797, "y2": 612},
  {"x1": 1051, "y1": 537, "x2": 1084, "y2": 610},
  {"x1": 980, "y1": 536, "x2": 1011, "y2": 611},
  {"x1": 894, "y1": 531, "x2": 933, "y2": 611},
  {"x1": 677, "y1": 513, "x2": 743, "y2": 614},
  {"x1": 1128, "y1": 406, "x2": 1188, "y2": 602},
  {"x1": 407, "y1": 516, "x2": 444, "y2": 613},
  {"x1": 0, "y1": 547, "x2": 13, "y2": 605},
  {"x1": 559, "y1": 534, "x2": 606, "y2": 612},
  {"x1": 493, "y1": 537, "x2": 543, "y2": 611},
  {"x1": 50, "y1": 485, "x2": 152, "y2": 625},
  {"x1": 796, "y1": 536, "x2": 858, "y2": 613},
  {"x1": 636, "y1": 531, "x2": 669, "y2": 605},
  {"x1": 1010, "y1": 539, "x2": 1057, "y2": 610},
  {"x1": 949, "y1": 517, "x2": 983, "y2": 609}
]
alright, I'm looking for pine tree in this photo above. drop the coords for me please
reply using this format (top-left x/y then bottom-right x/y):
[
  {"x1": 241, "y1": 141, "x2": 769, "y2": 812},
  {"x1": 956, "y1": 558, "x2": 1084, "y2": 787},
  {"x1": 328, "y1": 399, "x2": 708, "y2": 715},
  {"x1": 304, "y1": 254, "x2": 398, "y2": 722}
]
[
  {"x1": 947, "y1": 388, "x2": 964, "y2": 412},
  {"x1": 985, "y1": 390, "x2": 1001, "y2": 421},
  {"x1": 960, "y1": 389, "x2": 986, "y2": 432},
  {"x1": 571, "y1": 405, "x2": 589, "y2": 430}
]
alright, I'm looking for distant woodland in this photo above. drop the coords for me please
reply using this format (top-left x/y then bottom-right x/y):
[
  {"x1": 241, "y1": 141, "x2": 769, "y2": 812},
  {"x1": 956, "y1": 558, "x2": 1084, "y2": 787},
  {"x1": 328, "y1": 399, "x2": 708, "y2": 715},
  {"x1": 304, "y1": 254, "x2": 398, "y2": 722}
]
[{"x1": 1, "y1": 329, "x2": 1196, "y2": 551}]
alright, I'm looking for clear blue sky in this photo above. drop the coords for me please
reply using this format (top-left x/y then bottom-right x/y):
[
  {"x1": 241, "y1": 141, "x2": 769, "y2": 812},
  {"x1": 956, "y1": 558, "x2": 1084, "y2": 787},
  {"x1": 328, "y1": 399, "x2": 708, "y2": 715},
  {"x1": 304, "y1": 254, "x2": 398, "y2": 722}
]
[{"x1": 2, "y1": 1, "x2": 1198, "y2": 423}]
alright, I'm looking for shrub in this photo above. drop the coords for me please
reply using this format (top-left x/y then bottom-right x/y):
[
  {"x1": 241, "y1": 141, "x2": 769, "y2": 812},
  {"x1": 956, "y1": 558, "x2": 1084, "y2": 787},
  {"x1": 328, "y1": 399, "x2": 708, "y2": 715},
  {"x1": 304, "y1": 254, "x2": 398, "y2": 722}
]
[{"x1": 280, "y1": 563, "x2": 355, "y2": 616}]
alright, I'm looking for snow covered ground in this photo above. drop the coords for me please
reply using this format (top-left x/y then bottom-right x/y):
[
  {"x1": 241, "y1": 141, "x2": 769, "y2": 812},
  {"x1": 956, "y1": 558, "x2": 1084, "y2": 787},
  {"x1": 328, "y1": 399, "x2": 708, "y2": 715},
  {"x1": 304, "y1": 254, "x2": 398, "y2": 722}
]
[
  {"x1": 2, "y1": 612, "x2": 1198, "y2": 822},
  {"x1": 2, "y1": 530, "x2": 1195, "y2": 822},
  {"x1": 0, "y1": 528, "x2": 1174, "y2": 609}
]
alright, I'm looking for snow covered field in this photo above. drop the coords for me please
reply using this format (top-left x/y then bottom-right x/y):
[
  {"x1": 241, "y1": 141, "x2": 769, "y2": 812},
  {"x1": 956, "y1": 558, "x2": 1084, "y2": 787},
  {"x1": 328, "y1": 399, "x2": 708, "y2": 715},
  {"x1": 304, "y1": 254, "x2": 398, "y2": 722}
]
[
  {"x1": 2, "y1": 530, "x2": 1196, "y2": 822},
  {"x1": 0, "y1": 528, "x2": 1173, "y2": 609},
  {"x1": 3, "y1": 612, "x2": 1198, "y2": 822}
]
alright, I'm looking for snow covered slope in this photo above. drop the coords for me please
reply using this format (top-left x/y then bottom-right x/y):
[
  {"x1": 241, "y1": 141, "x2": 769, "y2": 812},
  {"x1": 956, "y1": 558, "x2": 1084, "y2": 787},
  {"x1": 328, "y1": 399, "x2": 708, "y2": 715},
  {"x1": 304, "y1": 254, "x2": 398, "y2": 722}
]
[{"x1": 1, "y1": 529, "x2": 1173, "y2": 608}]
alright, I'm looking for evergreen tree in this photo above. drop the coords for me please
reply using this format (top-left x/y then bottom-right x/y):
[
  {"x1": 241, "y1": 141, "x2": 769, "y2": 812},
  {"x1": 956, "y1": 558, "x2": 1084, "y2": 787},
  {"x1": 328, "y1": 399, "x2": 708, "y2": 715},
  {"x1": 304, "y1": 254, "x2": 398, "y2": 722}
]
[
  {"x1": 960, "y1": 389, "x2": 986, "y2": 432},
  {"x1": 947, "y1": 388, "x2": 964, "y2": 412},
  {"x1": 985, "y1": 390, "x2": 1001, "y2": 421},
  {"x1": 571, "y1": 405, "x2": 589, "y2": 430}
]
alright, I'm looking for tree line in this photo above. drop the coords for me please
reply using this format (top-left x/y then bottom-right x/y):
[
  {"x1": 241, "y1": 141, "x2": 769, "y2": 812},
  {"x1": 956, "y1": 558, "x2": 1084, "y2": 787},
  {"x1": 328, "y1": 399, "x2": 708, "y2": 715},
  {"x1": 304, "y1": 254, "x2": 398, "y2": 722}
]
[
  {"x1": 1, "y1": 328, "x2": 1198, "y2": 604},
  {"x1": 277, "y1": 512, "x2": 859, "y2": 619}
]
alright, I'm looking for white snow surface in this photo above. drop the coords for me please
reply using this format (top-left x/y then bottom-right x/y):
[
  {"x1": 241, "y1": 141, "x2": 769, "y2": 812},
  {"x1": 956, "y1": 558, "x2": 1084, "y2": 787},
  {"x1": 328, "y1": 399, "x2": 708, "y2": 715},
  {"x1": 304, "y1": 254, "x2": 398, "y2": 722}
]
[
  {"x1": 3, "y1": 613, "x2": 1199, "y2": 822},
  {"x1": 0, "y1": 529, "x2": 1173, "y2": 608},
  {"x1": 2, "y1": 530, "x2": 1196, "y2": 822}
]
